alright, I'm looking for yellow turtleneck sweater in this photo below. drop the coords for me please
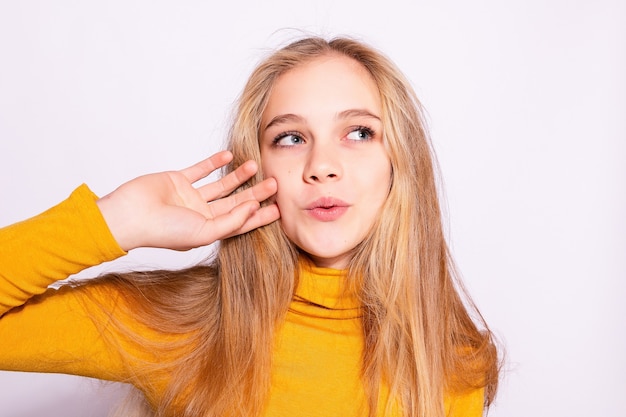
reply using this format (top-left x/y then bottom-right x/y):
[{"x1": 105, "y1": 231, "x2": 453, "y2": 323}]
[{"x1": 0, "y1": 185, "x2": 483, "y2": 416}]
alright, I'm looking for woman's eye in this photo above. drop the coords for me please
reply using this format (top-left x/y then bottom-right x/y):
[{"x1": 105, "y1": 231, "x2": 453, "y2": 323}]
[
  {"x1": 272, "y1": 133, "x2": 305, "y2": 147},
  {"x1": 346, "y1": 127, "x2": 375, "y2": 141}
]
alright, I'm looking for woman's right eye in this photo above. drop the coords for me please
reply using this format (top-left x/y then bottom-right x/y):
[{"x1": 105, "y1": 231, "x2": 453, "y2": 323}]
[{"x1": 272, "y1": 132, "x2": 305, "y2": 147}]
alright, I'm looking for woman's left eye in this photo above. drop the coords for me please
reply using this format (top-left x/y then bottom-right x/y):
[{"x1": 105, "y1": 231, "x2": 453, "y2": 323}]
[{"x1": 346, "y1": 127, "x2": 375, "y2": 141}]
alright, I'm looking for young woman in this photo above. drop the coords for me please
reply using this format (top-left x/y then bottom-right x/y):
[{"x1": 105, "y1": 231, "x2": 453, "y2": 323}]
[{"x1": 0, "y1": 37, "x2": 500, "y2": 417}]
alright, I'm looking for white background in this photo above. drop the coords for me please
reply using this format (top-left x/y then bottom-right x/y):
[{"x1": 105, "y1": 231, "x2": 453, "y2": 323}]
[{"x1": 1, "y1": 1, "x2": 624, "y2": 416}]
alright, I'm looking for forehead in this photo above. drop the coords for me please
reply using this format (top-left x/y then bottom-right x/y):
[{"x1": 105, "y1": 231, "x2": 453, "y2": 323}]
[{"x1": 262, "y1": 54, "x2": 381, "y2": 125}]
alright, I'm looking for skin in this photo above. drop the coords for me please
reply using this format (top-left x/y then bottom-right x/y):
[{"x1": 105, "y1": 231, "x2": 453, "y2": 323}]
[
  {"x1": 260, "y1": 54, "x2": 392, "y2": 269},
  {"x1": 97, "y1": 151, "x2": 280, "y2": 252}
]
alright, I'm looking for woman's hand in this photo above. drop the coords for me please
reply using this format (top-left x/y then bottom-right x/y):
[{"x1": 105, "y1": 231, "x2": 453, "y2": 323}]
[{"x1": 96, "y1": 151, "x2": 279, "y2": 252}]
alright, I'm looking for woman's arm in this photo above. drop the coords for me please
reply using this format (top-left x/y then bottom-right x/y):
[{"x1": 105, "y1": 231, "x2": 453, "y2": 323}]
[
  {"x1": 0, "y1": 151, "x2": 279, "y2": 396},
  {"x1": 0, "y1": 150, "x2": 278, "y2": 315},
  {"x1": 0, "y1": 183, "x2": 125, "y2": 315},
  {"x1": 0, "y1": 182, "x2": 133, "y2": 381}
]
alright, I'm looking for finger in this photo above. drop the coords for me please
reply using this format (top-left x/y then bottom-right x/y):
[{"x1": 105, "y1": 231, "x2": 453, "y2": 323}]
[
  {"x1": 225, "y1": 203, "x2": 281, "y2": 237},
  {"x1": 196, "y1": 200, "x2": 262, "y2": 244},
  {"x1": 204, "y1": 178, "x2": 277, "y2": 219},
  {"x1": 180, "y1": 151, "x2": 233, "y2": 183},
  {"x1": 198, "y1": 159, "x2": 258, "y2": 202}
]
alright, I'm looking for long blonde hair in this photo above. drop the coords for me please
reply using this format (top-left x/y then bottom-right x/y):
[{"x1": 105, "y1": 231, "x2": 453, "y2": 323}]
[{"x1": 99, "y1": 36, "x2": 499, "y2": 417}]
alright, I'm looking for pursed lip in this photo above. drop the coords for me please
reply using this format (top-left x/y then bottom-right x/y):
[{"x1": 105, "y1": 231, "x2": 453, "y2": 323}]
[
  {"x1": 305, "y1": 197, "x2": 350, "y2": 222},
  {"x1": 305, "y1": 197, "x2": 350, "y2": 210}
]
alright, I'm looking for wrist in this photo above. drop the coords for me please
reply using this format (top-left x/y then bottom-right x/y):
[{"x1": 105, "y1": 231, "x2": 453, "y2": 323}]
[{"x1": 95, "y1": 192, "x2": 137, "y2": 252}]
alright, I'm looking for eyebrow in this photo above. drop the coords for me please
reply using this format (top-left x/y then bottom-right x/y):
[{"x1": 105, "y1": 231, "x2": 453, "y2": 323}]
[
  {"x1": 337, "y1": 109, "x2": 381, "y2": 121},
  {"x1": 263, "y1": 108, "x2": 381, "y2": 131}
]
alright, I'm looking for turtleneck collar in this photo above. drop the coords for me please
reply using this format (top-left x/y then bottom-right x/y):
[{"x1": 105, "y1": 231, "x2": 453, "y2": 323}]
[{"x1": 291, "y1": 257, "x2": 362, "y2": 319}]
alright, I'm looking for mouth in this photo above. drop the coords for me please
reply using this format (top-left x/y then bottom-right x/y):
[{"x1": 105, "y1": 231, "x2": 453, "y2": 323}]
[
  {"x1": 306, "y1": 197, "x2": 349, "y2": 209},
  {"x1": 305, "y1": 197, "x2": 350, "y2": 222}
]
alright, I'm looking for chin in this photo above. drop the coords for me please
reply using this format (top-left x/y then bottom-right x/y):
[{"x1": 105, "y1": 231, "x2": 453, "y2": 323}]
[{"x1": 300, "y1": 249, "x2": 353, "y2": 269}]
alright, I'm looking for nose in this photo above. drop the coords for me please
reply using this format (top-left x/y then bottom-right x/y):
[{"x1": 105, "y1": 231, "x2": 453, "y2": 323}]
[{"x1": 303, "y1": 142, "x2": 342, "y2": 183}]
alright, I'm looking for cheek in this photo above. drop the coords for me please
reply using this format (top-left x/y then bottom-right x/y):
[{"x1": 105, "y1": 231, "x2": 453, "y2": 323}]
[
  {"x1": 368, "y1": 158, "x2": 392, "y2": 196},
  {"x1": 260, "y1": 158, "x2": 272, "y2": 178},
  {"x1": 261, "y1": 154, "x2": 293, "y2": 180},
  {"x1": 262, "y1": 166, "x2": 296, "y2": 207}
]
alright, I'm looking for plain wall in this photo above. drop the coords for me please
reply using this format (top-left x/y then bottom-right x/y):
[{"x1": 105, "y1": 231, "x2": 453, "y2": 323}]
[{"x1": 0, "y1": 1, "x2": 624, "y2": 416}]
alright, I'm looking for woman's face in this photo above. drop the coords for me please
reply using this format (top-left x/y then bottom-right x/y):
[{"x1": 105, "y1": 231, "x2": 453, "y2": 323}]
[{"x1": 260, "y1": 54, "x2": 392, "y2": 269}]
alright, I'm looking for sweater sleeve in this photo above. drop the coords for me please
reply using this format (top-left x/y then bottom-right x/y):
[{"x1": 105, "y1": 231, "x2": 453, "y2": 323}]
[
  {"x1": 0, "y1": 186, "x2": 178, "y2": 401},
  {"x1": 0, "y1": 184, "x2": 126, "y2": 315},
  {"x1": 0, "y1": 185, "x2": 132, "y2": 378}
]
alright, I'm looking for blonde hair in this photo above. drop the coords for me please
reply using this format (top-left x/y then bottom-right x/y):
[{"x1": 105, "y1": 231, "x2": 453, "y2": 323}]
[{"x1": 98, "y1": 36, "x2": 499, "y2": 417}]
